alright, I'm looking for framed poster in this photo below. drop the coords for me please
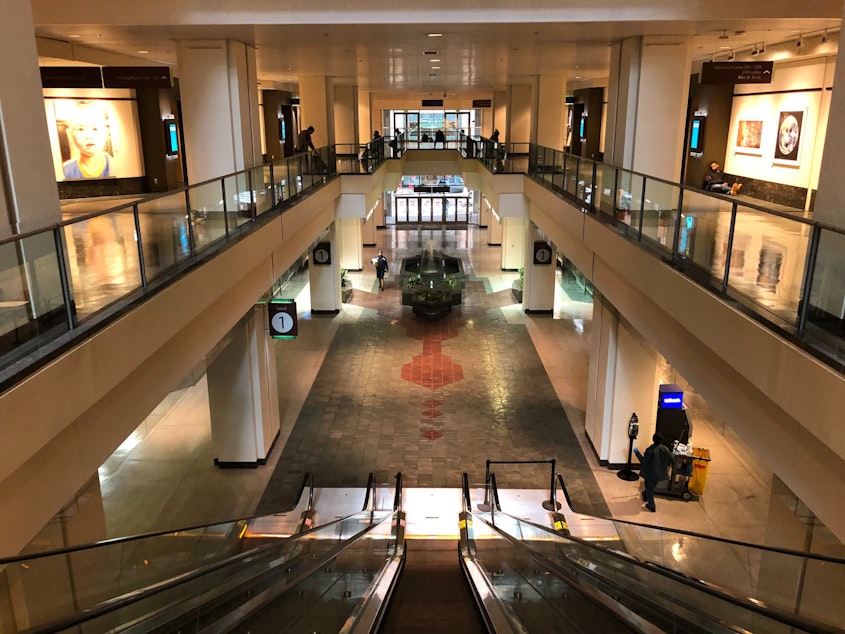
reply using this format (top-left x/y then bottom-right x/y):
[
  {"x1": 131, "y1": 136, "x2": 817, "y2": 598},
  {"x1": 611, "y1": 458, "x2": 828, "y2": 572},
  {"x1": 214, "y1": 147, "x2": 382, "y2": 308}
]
[
  {"x1": 45, "y1": 95, "x2": 144, "y2": 181},
  {"x1": 773, "y1": 110, "x2": 804, "y2": 166},
  {"x1": 734, "y1": 119, "x2": 764, "y2": 156}
]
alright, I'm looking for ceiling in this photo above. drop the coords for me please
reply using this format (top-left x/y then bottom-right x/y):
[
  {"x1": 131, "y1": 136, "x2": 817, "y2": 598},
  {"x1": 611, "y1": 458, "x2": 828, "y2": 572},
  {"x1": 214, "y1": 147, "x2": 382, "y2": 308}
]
[{"x1": 33, "y1": 12, "x2": 842, "y2": 94}]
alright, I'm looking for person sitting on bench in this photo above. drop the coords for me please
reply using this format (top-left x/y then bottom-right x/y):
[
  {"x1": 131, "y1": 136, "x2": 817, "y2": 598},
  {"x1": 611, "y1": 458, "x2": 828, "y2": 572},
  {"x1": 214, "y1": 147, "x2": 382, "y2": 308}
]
[{"x1": 704, "y1": 161, "x2": 742, "y2": 196}]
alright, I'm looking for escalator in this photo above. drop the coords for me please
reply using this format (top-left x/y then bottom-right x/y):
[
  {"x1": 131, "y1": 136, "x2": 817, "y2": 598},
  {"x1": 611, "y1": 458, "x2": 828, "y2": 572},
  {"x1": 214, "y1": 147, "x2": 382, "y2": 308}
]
[{"x1": 4, "y1": 471, "x2": 844, "y2": 633}]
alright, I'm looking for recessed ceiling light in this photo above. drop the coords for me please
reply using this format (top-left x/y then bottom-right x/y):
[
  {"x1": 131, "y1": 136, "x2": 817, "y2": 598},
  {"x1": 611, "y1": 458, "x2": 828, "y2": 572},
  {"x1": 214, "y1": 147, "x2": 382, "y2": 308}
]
[
  {"x1": 431, "y1": 66, "x2": 440, "y2": 70},
  {"x1": 69, "y1": 34, "x2": 81, "y2": 39},
  {"x1": 138, "y1": 50, "x2": 149, "y2": 54},
  {"x1": 428, "y1": 33, "x2": 442, "y2": 37}
]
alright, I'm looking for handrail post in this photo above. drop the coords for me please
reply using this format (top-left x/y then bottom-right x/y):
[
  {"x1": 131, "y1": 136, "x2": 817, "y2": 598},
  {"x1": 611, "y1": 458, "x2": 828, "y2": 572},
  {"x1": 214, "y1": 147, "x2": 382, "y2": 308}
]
[
  {"x1": 268, "y1": 161, "x2": 276, "y2": 207},
  {"x1": 183, "y1": 190, "x2": 196, "y2": 258},
  {"x1": 542, "y1": 459, "x2": 561, "y2": 511},
  {"x1": 248, "y1": 169, "x2": 256, "y2": 221},
  {"x1": 52, "y1": 226, "x2": 75, "y2": 330},
  {"x1": 590, "y1": 160, "x2": 598, "y2": 215},
  {"x1": 797, "y1": 224, "x2": 822, "y2": 335},
  {"x1": 638, "y1": 174, "x2": 646, "y2": 241},
  {"x1": 477, "y1": 460, "x2": 492, "y2": 512},
  {"x1": 132, "y1": 203, "x2": 147, "y2": 290},
  {"x1": 672, "y1": 188, "x2": 685, "y2": 265},
  {"x1": 220, "y1": 178, "x2": 230, "y2": 237},
  {"x1": 722, "y1": 201, "x2": 739, "y2": 293}
]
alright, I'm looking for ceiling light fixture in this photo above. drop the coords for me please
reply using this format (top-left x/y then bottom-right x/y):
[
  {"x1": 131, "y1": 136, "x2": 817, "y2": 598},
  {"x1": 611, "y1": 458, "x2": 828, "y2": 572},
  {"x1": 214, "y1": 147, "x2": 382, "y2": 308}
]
[
  {"x1": 822, "y1": 30, "x2": 830, "y2": 44},
  {"x1": 138, "y1": 50, "x2": 149, "y2": 54},
  {"x1": 728, "y1": 50, "x2": 735, "y2": 61},
  {"x1": 428, "y1": 33, "x2": 442, "y2": 37},
  {"x1": 796, "y1": 36, "x2": 804, "y2": 48}
]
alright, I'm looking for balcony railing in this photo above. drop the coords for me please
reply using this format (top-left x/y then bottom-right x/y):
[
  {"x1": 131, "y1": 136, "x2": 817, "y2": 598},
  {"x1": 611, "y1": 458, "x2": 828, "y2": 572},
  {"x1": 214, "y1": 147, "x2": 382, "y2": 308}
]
[{"x1": 1, "y1": 137, "x2": 844, "y2": 393}]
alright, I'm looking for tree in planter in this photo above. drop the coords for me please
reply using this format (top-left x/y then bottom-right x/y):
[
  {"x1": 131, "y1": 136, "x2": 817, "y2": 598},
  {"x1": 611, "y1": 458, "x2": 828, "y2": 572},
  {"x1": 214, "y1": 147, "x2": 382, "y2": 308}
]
[
  {"x1": 341, "y1": 268, "x2": 354, "y2": 302},
  {"x1": 512, "y1": 267, "x2": 524, "y2": 302}
]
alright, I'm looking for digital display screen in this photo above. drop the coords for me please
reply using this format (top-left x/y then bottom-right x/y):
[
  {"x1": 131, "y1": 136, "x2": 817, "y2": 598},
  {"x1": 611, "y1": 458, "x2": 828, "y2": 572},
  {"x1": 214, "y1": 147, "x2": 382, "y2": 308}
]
[
  {"x1": 690, "y1": 115, "x2": 706, "y2": 153},
  {"x1": 165, "y1": 121, "x2": 178, "y2": 155},
  {"x1": 579, "y1": 116, "x2": 587, "y2": 139}
]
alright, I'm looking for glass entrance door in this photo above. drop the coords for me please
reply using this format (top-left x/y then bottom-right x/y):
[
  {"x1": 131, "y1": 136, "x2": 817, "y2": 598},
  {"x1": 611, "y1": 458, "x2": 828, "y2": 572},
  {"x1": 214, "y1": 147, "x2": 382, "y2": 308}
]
[
  {"x1": 394, "y1": 112, "x2": 420, "y2": 142},
  {"x1": 394, "y1": 196, "x2": 470, "y2": 224}
]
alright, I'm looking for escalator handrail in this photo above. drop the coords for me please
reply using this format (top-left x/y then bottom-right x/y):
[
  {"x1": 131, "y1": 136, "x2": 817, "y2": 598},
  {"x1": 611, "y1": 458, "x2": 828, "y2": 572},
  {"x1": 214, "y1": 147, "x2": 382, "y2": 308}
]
[
  {"x1": 340, "y1": 472, "x2": 406, "y2": 634},
  {"x1": 472, "y1": 507, "x2": 841, "y2": 634},
  {"x1": 22, "y1": 507, "x2": 394, "y2": 634},
  {"x1": 554, "y1": 473, "x2": 845, "y2": 565},
  {"x1": 361, "y1": 471, "x2": 376, "y2": 511},
  {"x1": 0, "y1": 471, "x2": 316, "y2": 566}
]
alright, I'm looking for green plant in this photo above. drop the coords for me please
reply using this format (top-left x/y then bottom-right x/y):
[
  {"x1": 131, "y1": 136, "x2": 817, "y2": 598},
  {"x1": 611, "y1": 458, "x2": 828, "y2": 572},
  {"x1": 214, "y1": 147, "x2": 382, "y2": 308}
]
[
  {"x1": 340, "y1": 268, "x2": 352, "y2": 288},
  {"x1": 513, "y1": 267, "x2": 524, "y2": 291}
]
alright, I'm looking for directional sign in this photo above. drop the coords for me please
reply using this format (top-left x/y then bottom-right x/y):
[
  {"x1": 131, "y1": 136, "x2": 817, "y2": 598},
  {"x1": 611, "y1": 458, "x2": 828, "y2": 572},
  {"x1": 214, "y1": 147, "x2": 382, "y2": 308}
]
[
  {"x1": 701, "y1": 62, "x2": 773, "y2": 85},
  {"x1": 268, "y1": 301, "x2": 298, "y2": 339},
  {"x1": 533, "y1": 241, "x2": 553, "y2": 265},
  {"x1": 312, "y1": 242, "x2": 331, "y2": 265}
]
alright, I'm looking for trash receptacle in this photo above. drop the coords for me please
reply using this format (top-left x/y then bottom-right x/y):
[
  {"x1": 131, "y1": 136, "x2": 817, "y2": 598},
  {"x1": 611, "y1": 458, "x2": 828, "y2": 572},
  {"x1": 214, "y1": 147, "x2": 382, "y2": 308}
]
[{"x1": 687, "y1": 447, "x2": 711, "y2": 495}]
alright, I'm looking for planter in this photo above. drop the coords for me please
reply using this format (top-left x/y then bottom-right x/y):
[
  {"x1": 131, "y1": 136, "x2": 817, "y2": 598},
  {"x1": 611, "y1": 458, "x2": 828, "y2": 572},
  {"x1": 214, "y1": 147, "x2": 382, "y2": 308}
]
[
  {"x1": 512, "y1": 287, "x2": 523, "y2": 303},
  {"x1": 342, "y1": 286, "x2": 354, "y2": 303}
]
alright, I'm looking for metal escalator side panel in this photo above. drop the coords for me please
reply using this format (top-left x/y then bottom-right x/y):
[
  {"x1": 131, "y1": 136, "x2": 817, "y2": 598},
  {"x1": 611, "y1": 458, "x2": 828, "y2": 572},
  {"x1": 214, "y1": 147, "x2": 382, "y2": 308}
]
[
  {"x1": 339, "y1": 510, "x2": 407, "y2": 634},
  {"x1": 458, "y1": 510, "x2": 530, "y2": 634}
]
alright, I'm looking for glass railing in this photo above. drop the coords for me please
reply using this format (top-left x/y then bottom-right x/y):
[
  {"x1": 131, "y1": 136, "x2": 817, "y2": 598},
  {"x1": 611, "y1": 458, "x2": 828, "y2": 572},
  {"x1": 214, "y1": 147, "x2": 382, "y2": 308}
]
[
  {"x1": 518, "y1": 142, "x2": 845, "y2": 373},
  {"x1": 471, "y1": 508, "x2": 837, "y2": 633},
  {"x1": 495, "y1": 472, "x2": 845, "y2": 631},
  {"x1": 0, "y1": 147, "x2": 337, "y2": 390},
  {"x1": 4, "y1": 138, "x2": 845, "y2": 391},
  {"x1": 0, "y1": 473, "x2": 401, "y2": 632}
]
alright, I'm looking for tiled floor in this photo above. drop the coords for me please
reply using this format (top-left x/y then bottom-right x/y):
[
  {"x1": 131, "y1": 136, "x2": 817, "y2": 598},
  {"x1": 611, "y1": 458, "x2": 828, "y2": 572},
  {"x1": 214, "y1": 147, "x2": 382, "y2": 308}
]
[{"x1": 80, "y1": 223, "x2": 811, "y2": 553}]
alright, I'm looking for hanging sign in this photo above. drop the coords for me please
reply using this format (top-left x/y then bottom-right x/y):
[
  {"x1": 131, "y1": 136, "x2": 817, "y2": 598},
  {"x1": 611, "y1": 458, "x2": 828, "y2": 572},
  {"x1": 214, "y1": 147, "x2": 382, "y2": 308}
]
[{"x1": 268, "y1": 300, "x2": 298, "y2": 339}]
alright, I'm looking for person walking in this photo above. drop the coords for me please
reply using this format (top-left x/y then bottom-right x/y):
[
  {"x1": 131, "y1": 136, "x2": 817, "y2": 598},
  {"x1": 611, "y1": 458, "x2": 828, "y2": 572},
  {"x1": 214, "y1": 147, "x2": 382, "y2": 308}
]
[
  {"x1": 374, "y1": 250, "x2": 389, "y2": 290},
  {"x1": 634, "y1": 433, "x2": 673, "y2": 512}
]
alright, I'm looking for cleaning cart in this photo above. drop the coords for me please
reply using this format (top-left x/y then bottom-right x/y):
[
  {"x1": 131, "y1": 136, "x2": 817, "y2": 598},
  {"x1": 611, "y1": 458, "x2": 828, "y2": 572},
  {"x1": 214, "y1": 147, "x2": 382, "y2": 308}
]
[{"x1": 654, "y1": 443, "x2": 711, "y2": 501}]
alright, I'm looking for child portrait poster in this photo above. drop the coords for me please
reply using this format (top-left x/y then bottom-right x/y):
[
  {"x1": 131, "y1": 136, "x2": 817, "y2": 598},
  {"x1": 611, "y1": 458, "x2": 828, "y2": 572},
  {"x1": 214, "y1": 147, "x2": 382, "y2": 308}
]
[{"x1": 44, "y1": 96, "x2": 145, "y2": 181}]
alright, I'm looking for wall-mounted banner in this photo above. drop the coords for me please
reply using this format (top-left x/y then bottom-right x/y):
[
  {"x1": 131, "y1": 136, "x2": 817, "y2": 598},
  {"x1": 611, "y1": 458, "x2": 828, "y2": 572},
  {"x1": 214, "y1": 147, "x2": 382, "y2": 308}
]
[
  {"x1": 40, "y1": 67, "x2": 103, "y2": 89},
  {"x1": 472, "y1": 99, "x2": 492, "y2": 108},
  {"x1": 533, "y1": 241, "x2": 553, "y2": 265},
  {"x1": 312, "y1": 242, "x2": 331, "y2": 265},
  {"x1": 102, "y1": 66, "x2": 171, "y2": 89},
  {"x1": 268, "y1": 300, "x2": 298, "y2": 339},
  {"x1": 701, "y1": 61, "x2": 773, "y2": 84}
]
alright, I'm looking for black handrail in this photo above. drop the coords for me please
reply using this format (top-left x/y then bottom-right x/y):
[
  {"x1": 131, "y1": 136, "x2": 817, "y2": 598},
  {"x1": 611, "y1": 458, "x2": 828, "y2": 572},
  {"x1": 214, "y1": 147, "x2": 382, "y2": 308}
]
[
  {"x1": 0, "y1": 471, "x2": 315, "y2": 566},
  {"x1": 471, "y1": 507, "x2": 841, "y2": 634},
  {"x1": 554, "y1": 472, "x2": 845, "y2": 564},
  {"x1": 392, "y1": 471, "x2": 403, "y2": 511},
  {"x1": 361, "y1": 471, "x2": 376, "y2": 512}
]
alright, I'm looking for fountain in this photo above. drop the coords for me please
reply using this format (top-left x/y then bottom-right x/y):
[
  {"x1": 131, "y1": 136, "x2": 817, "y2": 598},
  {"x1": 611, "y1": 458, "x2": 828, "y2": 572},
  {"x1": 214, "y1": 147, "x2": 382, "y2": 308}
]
[{"x1": 400, "y1": 241, "x2": 465, "y2": 321}]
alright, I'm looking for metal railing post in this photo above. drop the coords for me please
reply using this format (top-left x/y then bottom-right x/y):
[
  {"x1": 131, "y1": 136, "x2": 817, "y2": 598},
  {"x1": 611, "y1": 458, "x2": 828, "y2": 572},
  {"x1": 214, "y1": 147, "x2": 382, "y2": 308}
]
[
  {"x1": 247, "y1": 170, "x2": 256, "y2": 221},
  {"x1": 183, "y1": 190, "x2": 196, "y2": 258},
  {"x1": 269, "y1": 162, "x2": 276, "y2": 207},
  {"x1": 132, "y1": 203, "x2": 147, "y2": 290},
  {"x1": 52, "y1": 226, "x2": 75, "y2": 329},
  {"x1": 672, "y1": 188, "x2": 685, "y2": 264},
  {"x1": 722, "y1": 201, "x2": 739, "y2": 293},
  {"x1": 220, "y1": 179, "x2": 230, "y2": 237},
  {"x1": 797, "y1": 224, "x2": 822, "y2": 334},
  {"x1": 637, "y1": 175, "x2": 646, "y2": 241},
  {"x1": 590, "y1": 160, "x2": 598, "y2": 215}
]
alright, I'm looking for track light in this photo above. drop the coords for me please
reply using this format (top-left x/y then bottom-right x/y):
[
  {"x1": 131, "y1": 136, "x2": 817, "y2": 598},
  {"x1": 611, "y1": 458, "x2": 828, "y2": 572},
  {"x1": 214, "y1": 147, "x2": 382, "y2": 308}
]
[
  {"x1": 751, "y1": 45, "x2": 758, "y2": 56},
  {"x1": 759, "y1": 43, "x2": 766, "y2": 54},
  {"x1": 796, "y1": 36, "x2": 803, "y2": 49},
  {"x1": 728, "y1": 50, "x2": 735, "y2": 61},
  {"x1": 822, "y1": 30, "x2": 829, "y2": 44}
]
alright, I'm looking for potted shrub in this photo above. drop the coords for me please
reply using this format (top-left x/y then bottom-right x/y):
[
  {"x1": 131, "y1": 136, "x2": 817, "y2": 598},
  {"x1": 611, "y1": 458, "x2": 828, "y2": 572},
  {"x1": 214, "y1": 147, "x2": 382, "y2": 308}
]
[
  {"x1": 512, "y1": 267, "x2": 524, "y2": 303},
  {"x1": 341, "y1": 268, "x2": 353, "y2": 303}
]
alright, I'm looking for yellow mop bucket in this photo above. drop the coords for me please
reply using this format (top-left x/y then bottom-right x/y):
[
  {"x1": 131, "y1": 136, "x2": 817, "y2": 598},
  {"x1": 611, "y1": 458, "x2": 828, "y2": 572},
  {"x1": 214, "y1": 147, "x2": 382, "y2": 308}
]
[{"x1": 687, "y1": 447, "x2": 711, "y2": 496}]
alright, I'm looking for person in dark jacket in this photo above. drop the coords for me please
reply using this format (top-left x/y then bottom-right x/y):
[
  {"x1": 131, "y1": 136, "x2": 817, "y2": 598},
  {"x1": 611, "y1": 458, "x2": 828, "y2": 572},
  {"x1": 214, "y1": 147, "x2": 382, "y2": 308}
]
[
  {"x1": 704, "y1": 161, "x2": 741, "y2": 195},
  {"x1": 634, "y1": 433, "x2": 673, "y2": 512},
  {"x1": 374, "y1": 249, "x2": 389, "y2": 290}
]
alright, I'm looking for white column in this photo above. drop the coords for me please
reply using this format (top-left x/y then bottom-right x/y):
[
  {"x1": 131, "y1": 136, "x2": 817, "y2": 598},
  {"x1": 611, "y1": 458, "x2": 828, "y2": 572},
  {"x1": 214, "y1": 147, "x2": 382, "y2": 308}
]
[
  {"x1": 310, "y1": 226, "x2": 341, "y2": 313},
  {"x1": 507, "y1": 84, "x2": 533, "y2": 145},
  {"x1": 177, "y1": 40, "x2": 262, "y2": 184},
  {"x1": 605, "y1": 36, "x2": 692, "y2": 180},
  {"x1": 585, "y1": 294, "x2": 661, "y2": 465},
  {"x1": 535, "y1": 74, "x2": 567, "y2": 150},
  {"x1": 0, "y1": 3, "x2": 62, "y2": 236},
  {"x1": 208, "y1": 306, "x2": 281, "y2": 466},
  {"x1": 523, "y1": 225, "x2": 556, "y2": 313},
  {"x1": 499, "y1": 193, "x2": 528, "y2": 270},
  {"x1": 299, "y1": 76, "x2": 333, "y2": 148}
]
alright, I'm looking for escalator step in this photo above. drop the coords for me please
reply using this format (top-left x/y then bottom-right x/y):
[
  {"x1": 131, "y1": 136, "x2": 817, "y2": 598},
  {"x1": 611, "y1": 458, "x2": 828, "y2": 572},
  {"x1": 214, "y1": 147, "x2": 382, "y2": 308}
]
[{"x1": 380, "y1": 540, "x2": 485, "y2": 633}]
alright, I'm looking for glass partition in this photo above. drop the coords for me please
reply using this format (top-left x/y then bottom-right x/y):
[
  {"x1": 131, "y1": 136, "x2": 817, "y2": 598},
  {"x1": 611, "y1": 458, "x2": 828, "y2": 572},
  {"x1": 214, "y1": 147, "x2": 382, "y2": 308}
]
[
  {"x1": 63, "y1": 208, "x2": 143, "y2": 320},
  {"x1": 274, "y1": 159, "x2": 291, "y2": 202},
  {"x1": 593, "y1": 163, "x2": 617, "y2": 219},
  {"x1": 475, "y1": 510, "x2": 844, "y2": 633},
  {"x1": 225, "y1": 172, "x2": 253, "y2": 230},
  {"x1": 614, "y1": 168, "x2": 644, "y2": 232},
  {"x1": 187, "y1": 180, "x2": 227, "y2": 252},
  {"x1": 640, "y1": 179, "x2": 681, "y2": 254},
  {"x1": 252, "y1": 165, "x2": 274, "y2": 215},
  {"x1": 135, "y1": 191, "x2": 192, "y2": 282},
  {"x1": 724, "y1": 205, "x2": 811, "y2": 329},
  {"x1": 0, "y1": 233, "x2": 69, "y2": 363}
]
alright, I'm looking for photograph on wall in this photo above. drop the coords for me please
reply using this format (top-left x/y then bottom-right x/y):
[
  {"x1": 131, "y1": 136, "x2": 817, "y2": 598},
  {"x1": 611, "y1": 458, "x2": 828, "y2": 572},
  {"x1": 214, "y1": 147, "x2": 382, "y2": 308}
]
[
  {"x1": 734, "y1": 119, "x2": 764, "y2": 155},
  {"x1": 773, "y1": 110, "x2": 804, "y2": 165},
  {"x1": 45, "y1": 97, "x2": 144, "y2": 181}
]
